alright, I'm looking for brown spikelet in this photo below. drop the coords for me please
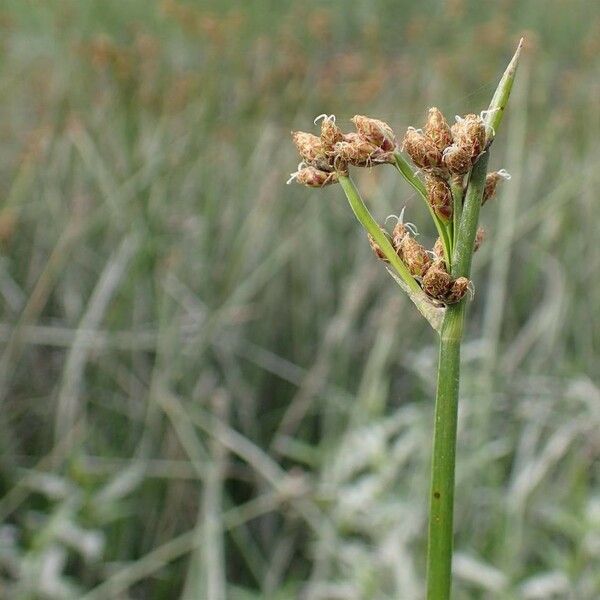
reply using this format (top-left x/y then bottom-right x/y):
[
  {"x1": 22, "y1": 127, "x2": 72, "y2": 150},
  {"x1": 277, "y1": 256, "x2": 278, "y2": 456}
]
[
  {"x1": 291, "y1": 131, "x2": 332, "y2": 172},
  {"x1": 422, "y1": 258, "x2": 452, "y2": 300},
  {"x1": 401, "y1": 127, "x2": 444, "y2": 170},
  {"x1": 334, "y1": 138, "x2": 393, "y2": 167},
  {"x1": 294, "y1": 166, "x2": 338, "y2": 187},
  {"x1": 433, "y1": 237, "x2": 445, "y2": 259},
  {"x1": 334, "y1": 139, "x2": 372, "y2": 166},
  {"x1": 368, "y1": 231, "x2": 390, "y2": 262},
  {"x1": 352, "y1": 115, "x2": 397, "y2": 152},
  {"x1": 391, "y1": 221, "x2": 409, "y2": 253},
  {"x1": 424, "y1": 107, "x2": 453, "y2": 152},
  {"x1": 342, "y1": 132, "x2": 361, "y2": 144},
  {"x1": 399, "y1": 236, "x2": 431, "y2": 277},
  {"x1": 444, "y1": 277, "x2": 470, "y2": 304},
  {"x1": 291, "y1": 131, "x2": 321, "y2": 156},
  {"x1": 425, "y1": 174, "x2": 453, "y2": 222},
  {"x1": 320, "y1": 117, "x2": 344, "y2": 152},
  {"x1": 451, "y1": 114, "x2": 486, "y2": 158},
  {"x1": 474, "y1": 226, "x2": 485, "y2": 252},
  {"x1": 483, "y1": 169, "x2": 511, "y2": 204},
  {"x1": 442, "y1": 144, "x2": 472, "y2": 175}
]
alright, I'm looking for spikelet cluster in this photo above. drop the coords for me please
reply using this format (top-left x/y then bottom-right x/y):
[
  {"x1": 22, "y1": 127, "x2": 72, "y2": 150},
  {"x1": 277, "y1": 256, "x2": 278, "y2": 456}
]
[
  {"x1": 289, "y1": 114, "x2": 398, "y2": 187},
  {"x1": 368, "y1": 214, "x2": 471, "y2": 305},
  {"x1": 288, "y1": 107, "x2": 512, "y2": 307},
  {"x1": 400, "y1": 107, "x2": 511, "y2": 220}
]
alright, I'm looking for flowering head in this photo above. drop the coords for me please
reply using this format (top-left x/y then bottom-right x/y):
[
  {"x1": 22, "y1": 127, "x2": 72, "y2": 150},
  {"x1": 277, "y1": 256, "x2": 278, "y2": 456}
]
[
  {"x1": 425, "y1": 173, "x2": 453, "y2": 222},
  {"x1": 422, "y1": 258, "x2": 452, "y2": 300},
  {"x1": 334, "y1": 138, "x2": 394, "y2": 167},
  {"x1": 483, "y1": 169, "x2": 511, "y2": 204},
  {"x1": 401, "y1": 127, "x2": 444, "y2": 170},
  {"x1": 424, "y1": 107, "x2": 453, "y2": 152},
  {"x1": 315, "y1": 114, "x2": 344, "y2": 153},
  {"x1": 351, "y1": 115, "x2": 397, "y2": 153},
  {"x1": 398, "y1": 235, "x2": 432, "y2": 277},
  {"x1": 287, "y1": 164, "x2": 338, "y2": 188},
  {"x1": 451, "y1": 113, "x2": 486, "y2": 158},
  {"x1": 433, "y1": 237, "x2": 445, "y2": 260},
  {"x1": 442, "y1": 143, "x2": 472, "y2": 175},
  {"x1": 291, "y1": 131, "x2": 332, "y2": 172},
  {"x1": 368, "y1": 230, "x2": 391, "y2": 262},
  {"x1": 445, "y1": 277, "x2": 470, "y2": 304}
]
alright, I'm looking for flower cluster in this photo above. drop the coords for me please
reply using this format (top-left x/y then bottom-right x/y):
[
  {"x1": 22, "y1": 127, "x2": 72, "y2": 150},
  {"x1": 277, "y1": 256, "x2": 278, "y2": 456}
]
[
  {"x1": 287, "y1": 107, "x2": 511, "y2": 307},
  {"x1": 288, "y1": 115, "x2": 397, "y2": 187},
  {"x1": 369, "y1": 216, "x2": 473, "y2": 305},
  {"x1": 401, "y1": 107, "x2": 494, "y2": 222}
]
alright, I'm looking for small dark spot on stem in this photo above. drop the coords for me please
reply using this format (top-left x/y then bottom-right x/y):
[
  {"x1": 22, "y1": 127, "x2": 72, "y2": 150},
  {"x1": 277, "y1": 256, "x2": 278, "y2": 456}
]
[{"x1": 433, "y1": 491, "x2": 441, "y2": 499}]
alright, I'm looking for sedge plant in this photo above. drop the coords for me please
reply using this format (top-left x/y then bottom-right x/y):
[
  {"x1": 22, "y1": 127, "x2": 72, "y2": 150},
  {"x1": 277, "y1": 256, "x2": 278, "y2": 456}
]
[{"x1": 287, "y1": 40, "x2": 523, "y2": 599}]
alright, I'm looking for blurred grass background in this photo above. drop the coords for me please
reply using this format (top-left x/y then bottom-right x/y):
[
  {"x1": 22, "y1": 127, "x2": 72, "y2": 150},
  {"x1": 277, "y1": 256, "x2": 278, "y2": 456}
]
[{"x1": 0, "y1": 0, "x2": 599, "y2": 598}]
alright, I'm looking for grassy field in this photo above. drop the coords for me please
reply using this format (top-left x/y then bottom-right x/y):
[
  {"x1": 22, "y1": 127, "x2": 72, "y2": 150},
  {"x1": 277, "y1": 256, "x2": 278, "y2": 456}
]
[{"x1": 0, "y1": 1, "x2": 599, "y2": 598}]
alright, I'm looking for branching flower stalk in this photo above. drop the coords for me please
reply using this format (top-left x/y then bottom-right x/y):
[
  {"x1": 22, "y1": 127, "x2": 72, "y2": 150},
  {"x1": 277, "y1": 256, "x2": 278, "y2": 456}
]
[{"x1": 287, "y1": 40, "x2": 523, "y2": 599}]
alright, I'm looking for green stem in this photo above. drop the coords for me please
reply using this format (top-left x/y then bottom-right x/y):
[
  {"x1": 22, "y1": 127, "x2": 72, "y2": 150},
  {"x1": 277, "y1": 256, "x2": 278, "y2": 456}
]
[
  {"x1": 426, "y1": 38, "x2": 523, "y2": 597},
  {"x1": 426, "y1": 302, "x2": 464, "y2": 600},
  {"x1": 450, "y1": 180, "x2": 463, "y2": 252},
  {"x1": 338, "y1": 174, "x2": 421, "y2": 294},
  {"x1": 393, "y1": 152, "x2": 452, "y2": 269},
  {"x1": 452, "y1": 154, "x2": 489, "y2": 278},
  {"x1": 426, "y1": 155, "x2": 489, "y2": 600},
  {"x1": 425, "y1": 154, "x2": 491, "y2": 600}
]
